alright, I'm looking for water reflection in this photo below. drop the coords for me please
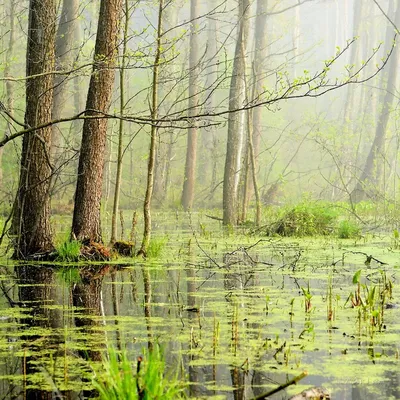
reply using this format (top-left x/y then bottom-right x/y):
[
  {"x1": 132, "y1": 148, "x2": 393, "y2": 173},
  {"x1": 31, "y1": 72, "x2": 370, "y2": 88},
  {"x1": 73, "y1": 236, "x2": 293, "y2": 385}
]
[{"x1": 0, "y1": 234, "x2": 399, "y2": 400}]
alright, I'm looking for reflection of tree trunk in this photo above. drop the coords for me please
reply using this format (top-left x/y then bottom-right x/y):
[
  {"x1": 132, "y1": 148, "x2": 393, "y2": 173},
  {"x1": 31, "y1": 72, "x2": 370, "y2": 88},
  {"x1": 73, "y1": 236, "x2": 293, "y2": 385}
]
[
  {"x1": 111, "y1": 271, "x2": 121, "y2": 349},
  {"x1": 17, "y1": 265, "x2": 71, "y2": 400},
  {"x1": 186, "y1": 262, "x2": 201, "y2": 398},
  {"x1": 72, "y1": 267, "x2": 106, "y2": 362},
  {"x1": 142, "y1": 266, "x2": 153, "y2": 350},
  {"x1": 351, "y1": 1, "x2": 400, "y2": 202},
  {"x1": 223, "y1": 0, "x2": 250, "y2": 226},
  {"x1": 181, "y1": 0, "x2": 200, "y2": 210},
  {"x1": 12, "y1": 0, "x2": 56, "y2": 258}
]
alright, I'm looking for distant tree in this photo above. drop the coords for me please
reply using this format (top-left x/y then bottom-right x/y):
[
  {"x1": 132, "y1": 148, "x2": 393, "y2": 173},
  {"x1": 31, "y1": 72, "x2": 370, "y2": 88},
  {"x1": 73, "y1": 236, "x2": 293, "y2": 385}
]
[
  {"x1": 51, "y1": 0, "x2": 79, "y2": 160},
  {"x1": 12, "y1": 0, "x2": 57, "y2": 258},
  {"x1": 0, "y1": 0, "x2": 16, "y2": 189},
  {"x1": 351, "y1": 0, "x2": 400, "y2": 202},
  {"x1": 71, "y1": 0, "x2": 123, "y2": 243},
  {"x1": 181, "y1": 0, "x2": 201, "y2": 210}
]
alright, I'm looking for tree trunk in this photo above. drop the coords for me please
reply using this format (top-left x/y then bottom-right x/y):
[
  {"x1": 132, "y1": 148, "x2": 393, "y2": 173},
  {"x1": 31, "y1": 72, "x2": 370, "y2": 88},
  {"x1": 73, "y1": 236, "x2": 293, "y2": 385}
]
[
  {"x1": 181, "y1": 0, "x2": 200, "y2": 210},
  {"x1": 51, "y1": 0, "x2": 79, "y2": 159},
  {"x1": 1, "y1": 0, "x2": 16, "y2": 188},
  {"x1": 251, "y1": 0, "x2": 268, "y2": 169},
  {"x1": 138, "y1": 0, "x2": 164, "y2": 256},
  {"x1": 12, "y1": 0, "x2": 57, "y2": 258},
  {"x1": 223, "y1": 0, "x2": 250, "y2": 226},
  {"x1": 111, "y1": 0, "x2": 129, "y2": 244},
  {"x1": 72, "y1": 0, "x2": 122, "y2": 243}
]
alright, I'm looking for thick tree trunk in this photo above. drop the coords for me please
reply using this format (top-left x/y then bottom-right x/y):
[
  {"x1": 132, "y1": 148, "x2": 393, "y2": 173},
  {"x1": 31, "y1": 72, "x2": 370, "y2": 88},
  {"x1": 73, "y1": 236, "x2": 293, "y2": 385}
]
[
  {"x1": 12, "y1": 0, "x2": 57, "y2": 258},
  {"x1": 72, "y1": 0, "x2": 122, "y2": 243},
  {"x1": 181, "y1": 0, "x2": 200, "y2": 210},
  {"x1": 223, "y1": 0, "x2": 250, "y2": 226}
]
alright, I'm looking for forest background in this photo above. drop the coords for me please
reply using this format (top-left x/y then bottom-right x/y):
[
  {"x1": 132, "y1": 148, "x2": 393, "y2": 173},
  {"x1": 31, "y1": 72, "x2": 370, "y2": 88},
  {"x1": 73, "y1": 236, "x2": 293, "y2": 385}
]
[{"x1": 0, "y1": 0, "x2": 398, "y2": 258}]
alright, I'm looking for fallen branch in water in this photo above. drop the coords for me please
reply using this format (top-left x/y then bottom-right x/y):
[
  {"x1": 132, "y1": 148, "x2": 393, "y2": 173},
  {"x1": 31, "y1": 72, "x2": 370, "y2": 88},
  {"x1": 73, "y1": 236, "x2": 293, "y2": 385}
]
[{"x1": 252, "y1": 370, "x2": 308, "y2": 400}]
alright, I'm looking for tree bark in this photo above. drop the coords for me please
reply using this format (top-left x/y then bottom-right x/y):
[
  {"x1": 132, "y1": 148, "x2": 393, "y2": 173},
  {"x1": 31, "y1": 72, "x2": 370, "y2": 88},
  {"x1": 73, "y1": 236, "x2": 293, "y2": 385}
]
[
  {"x1": 181, "y1": 0, "x2": 200, "y2": 210},
  {"x1": 72, "y1": 0, "x2": 122, "y2": 243},
  {"x1": 12, "y1": 0, "x2": 57, "y2": 258},
  {"x1": 223, "y1": 0, "x2": 250, "y2": 226}
]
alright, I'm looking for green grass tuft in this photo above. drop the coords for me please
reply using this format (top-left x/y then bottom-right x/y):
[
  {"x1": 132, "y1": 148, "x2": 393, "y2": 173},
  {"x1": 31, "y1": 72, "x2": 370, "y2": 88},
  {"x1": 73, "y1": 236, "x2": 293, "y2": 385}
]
[
  {"x1": 55, "y1": 240, "x2": 81, "y2": 262},
  {"x1": 147, "y1": 237, "x2": 168, "y2": 258},
  {"x1": 93, "y1": 344, "x2": 186, "y2": 399}
]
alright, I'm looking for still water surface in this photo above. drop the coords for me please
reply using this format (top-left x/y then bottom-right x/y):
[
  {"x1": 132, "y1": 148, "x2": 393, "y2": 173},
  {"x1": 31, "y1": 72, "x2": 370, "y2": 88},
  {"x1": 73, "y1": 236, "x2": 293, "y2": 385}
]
[{"x1": 0, "y1": 215, "x2": 399, "y2": 399}]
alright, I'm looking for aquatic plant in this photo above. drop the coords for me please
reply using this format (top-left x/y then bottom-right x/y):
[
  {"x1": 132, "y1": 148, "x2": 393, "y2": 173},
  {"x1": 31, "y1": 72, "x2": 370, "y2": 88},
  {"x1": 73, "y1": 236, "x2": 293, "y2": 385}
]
[
  {"x1": 93, "y1": 344, "x2": 186, "y2": 400},
  {"x1": 301, "y1": 282, "x2": 312, "y2": 313},
  {"x1": 55, "y1": 239, "x2": 81, "y2": 262}
]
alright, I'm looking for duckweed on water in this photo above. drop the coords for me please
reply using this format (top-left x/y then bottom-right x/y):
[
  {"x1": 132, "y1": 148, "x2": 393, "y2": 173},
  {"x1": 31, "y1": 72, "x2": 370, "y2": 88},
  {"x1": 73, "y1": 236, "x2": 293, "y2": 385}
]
[{"x1": 1, "y1": 212, "x2": 400, "y2": 399}]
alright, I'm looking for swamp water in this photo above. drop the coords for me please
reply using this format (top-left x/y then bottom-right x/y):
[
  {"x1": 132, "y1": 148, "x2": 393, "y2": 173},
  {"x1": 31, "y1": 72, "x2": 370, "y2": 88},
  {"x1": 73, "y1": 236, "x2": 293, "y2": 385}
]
[{"x1": 0, "y1": 214, "x2": 400, "y2": 399}]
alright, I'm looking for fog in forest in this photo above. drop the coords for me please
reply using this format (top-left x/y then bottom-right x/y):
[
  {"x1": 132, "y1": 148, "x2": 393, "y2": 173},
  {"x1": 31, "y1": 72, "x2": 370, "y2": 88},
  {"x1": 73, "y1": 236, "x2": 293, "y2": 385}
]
[{"x1": 0, "y1": 0, "x2": 398, "y2": 244}]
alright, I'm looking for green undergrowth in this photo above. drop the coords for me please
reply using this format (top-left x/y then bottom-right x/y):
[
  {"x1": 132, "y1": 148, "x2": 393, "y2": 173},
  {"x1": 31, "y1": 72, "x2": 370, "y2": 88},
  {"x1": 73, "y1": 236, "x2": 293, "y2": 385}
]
[
  {"x1": 93, "y1": 344, "x2": 186, "y2": 400},
  {"x1": 336, "y1": 219, "x2": 361, "y2": 239},
  {"x1": 256, "y1": 200, "x2": 366, "y2": 238},
  {"x1": 55, "y1": 239, "x2": 81, "y2": 262},
  {"x1": 147, "y1": 237, "x2": 168, "y2": 258}
]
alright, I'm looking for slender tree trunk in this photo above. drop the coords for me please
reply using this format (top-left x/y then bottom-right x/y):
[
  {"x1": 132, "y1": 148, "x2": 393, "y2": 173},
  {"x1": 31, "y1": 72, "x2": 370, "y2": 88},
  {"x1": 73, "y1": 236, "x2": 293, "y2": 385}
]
[
  {"x1": 111, "y1": 0, "x2": 129, "y2": 244},
  {"x1": 223, "y1": 0, "x2": 250, "y2": 226},
  {"x1": 51, "y1": 0, "x2": 79, "y2": 159},
  {"x1": 342, "y1": 0, "x2": 362, "y2": 125},
  {"x1": 139, "y1": 0, "x2": 164, "y2": 256},
  {"x1": 12, "y1": 0, "x2": 57, "y2": 258},
  {"x1": 181, "y1": 0, "x2": 200, "y2": 210},
  {"x1": 242, "y1": 0, "x2": 268, "y2": 215},
  {"x1": 1, "y1": 0, "x2": 16, "y2": 188},
  {"x1": 204, "y1": 9, "x2": 219, "y2": 199},
  {"x1": 71, "y1": 0, "x2": 122, "y2": 243}
]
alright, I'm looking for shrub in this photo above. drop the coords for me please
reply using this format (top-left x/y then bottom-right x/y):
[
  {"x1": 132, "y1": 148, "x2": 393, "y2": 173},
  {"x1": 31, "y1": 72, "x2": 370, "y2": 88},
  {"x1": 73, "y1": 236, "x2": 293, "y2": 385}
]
[
  {"x1": 336, "y1": 220, "x2": 361, "y2": 239},
  {"x1": 267, "y1": 202, "x2": 338, "y2": 236}
]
